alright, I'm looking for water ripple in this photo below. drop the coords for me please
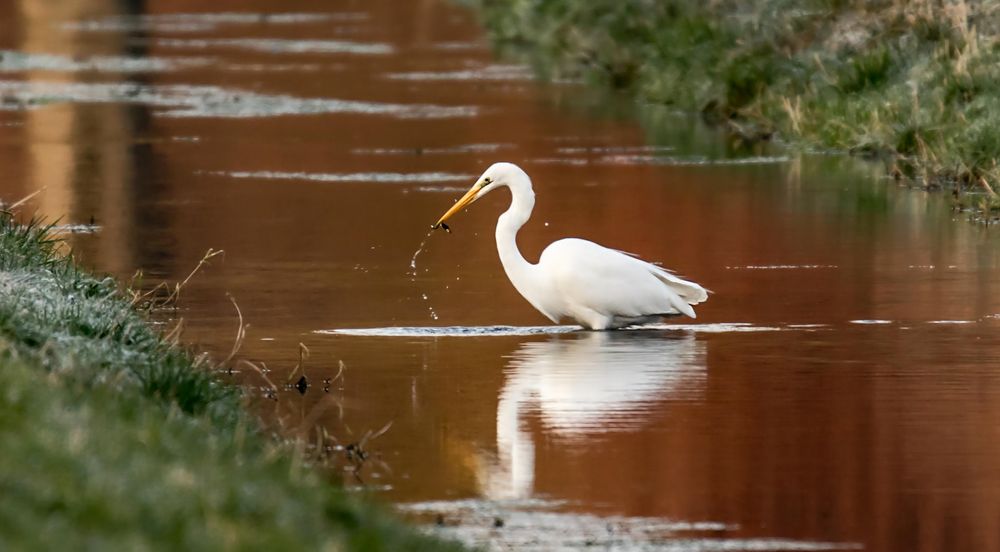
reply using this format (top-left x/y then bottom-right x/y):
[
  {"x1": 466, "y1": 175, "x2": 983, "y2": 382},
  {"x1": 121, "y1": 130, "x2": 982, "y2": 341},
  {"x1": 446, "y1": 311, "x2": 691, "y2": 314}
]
[
  {"x1": 206, "y1": 170, "x2": 474, "y2": 183},
  {"x1": 599, "y1": 154, "x2": 790, "y2": 166},
  {"x1": 385, "y1": 64, "x2": 535, "y2": 82},
  {"x1": 0, "y1": 50, "x2": 211, "y2": 73},
  {"x1": 401, "y1": 498, "x2": 862, "y2": 552},
  {"x1": 318, "y1": 323, "x2": 786, "y2": 337},
  {"x1": 352, "y1": 143, "x2": 512, "y2": 155},
  {"x1": 556, "y1": 145, "x2": 675, "y2": 154},
  {"x1": 0, "y1": 81, "x2": 478, "y2": 119},
  {"x1": 156, "y1": 38, "x2": 393, "y2": 55},
  {"x1": 726, "y1": 264, "x2": 838, "y2": 270},
  {"x1": 50, "y1": 224, "x2": 101, "y2": 234},
  {"x1": 63, "y1": 12, "x2": 360, "y2": 33}
]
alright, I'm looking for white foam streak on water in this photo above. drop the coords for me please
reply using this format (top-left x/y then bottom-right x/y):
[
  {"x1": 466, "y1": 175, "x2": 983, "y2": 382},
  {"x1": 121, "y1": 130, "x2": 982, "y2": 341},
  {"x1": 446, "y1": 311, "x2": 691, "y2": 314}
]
[
  {"x1": 0, "y1": 50, "x2": 212, "y2": 73},
  {"x1": 206, "y1": 170, "x2": 474, "y2": 183},
  {"x1": 318, "y1": 325, "x2": 579, "y2": 337},
  {"x1": 646, "y1": 323, "x2": 785, "y2": 333},
  {"x1": 385, "y1": 64, "x2": 535, "y2": 82},
  {"x1": 726, "y1": 264, "x2": 838, "y2": 270},
  {"x1": 351, "y1": 143, "x2": 512, "y2": 155},
  {"x1": 316, "y1": 323, "x2": 787, "y2": 337},
  {"x1": 400, "y1": 499, "x2": 862, "y2": 552},
  {"x1": 529, "y1": 157, "x2": 590, "y2": 166},
  {"x1": 0, "y1": 81, "x2": 478, "y2": 119},
  {"x1": 411, "y1": 186, "x2": 468, "y2": 193},
  {"x1": 62, "y1": 12, "x2": 361, "y2": 33},
  {"x1": 555, "y1": 145, "x2": 675, "y2": 154},
  {"x1": 428, "y1": 41, "x2": 490, "y2": 51},
  {"x1": 599, "y1": 154, "x2": 790, "y2": 166},
  {"x1": 850, "y1": 320, "x2": 892, "y2": 325},
  {"x1": 50, "y1": 224, "x2": 101, "y2": 234},
  {"x1": 220, "y1": 62, "x2": 327, "y2": 72},
  {"x1": 156, "y1": 38, "x2": 394, "y2": 55}
]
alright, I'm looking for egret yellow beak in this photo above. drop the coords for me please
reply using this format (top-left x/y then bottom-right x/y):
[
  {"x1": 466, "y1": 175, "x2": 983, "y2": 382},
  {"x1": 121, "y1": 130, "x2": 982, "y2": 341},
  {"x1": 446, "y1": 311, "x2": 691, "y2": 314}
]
[{"x1": 432, "y1": 184, "x2": 480, "y2": 229}]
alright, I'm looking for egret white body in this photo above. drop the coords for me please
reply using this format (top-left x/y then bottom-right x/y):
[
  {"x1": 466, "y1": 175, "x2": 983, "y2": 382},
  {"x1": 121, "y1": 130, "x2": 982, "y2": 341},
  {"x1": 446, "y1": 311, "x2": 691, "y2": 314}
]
[{"x1": 433, "y1": 162, "x2": 708, "y2": 330}]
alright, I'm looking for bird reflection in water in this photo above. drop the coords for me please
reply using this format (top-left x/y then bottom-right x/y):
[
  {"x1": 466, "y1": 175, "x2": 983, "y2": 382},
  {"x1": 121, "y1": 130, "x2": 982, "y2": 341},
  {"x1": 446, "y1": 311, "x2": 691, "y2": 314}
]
[{"x1": 479, "y1": 330, "x2": 706, "y2": 499}]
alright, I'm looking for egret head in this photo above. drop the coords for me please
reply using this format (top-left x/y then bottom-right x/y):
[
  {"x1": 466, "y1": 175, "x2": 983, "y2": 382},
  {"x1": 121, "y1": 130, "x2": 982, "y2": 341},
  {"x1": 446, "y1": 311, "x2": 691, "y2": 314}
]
[{"x1": 432, "y1": 162, "x2": 526, "y2": 229}]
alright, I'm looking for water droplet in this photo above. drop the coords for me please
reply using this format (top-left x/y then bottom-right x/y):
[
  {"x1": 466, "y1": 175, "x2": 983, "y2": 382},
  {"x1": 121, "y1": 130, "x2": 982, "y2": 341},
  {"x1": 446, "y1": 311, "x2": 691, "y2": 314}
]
[{"x1": 409, "y1": 230, "x2": 440, "y2": 322}]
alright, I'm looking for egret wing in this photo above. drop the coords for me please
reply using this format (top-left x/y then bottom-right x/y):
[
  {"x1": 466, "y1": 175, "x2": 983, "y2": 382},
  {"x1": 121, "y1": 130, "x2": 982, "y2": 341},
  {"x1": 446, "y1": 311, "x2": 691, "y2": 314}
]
[{"x1": 540, "y1": 239, "x2": 704, "y2": 319}]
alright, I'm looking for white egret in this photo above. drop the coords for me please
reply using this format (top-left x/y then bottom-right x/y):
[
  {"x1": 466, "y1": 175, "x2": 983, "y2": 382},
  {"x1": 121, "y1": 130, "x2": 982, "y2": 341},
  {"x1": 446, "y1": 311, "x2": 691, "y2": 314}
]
[{"x1": 432, "y1": 162, "x2": 708, "y2": 329}]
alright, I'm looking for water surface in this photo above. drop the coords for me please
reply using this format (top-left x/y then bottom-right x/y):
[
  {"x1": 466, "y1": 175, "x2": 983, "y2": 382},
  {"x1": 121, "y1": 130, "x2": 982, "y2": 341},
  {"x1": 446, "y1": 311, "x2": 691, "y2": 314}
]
[{"x1": 1, "y1": 1, "x2": 999, "y2": 550}]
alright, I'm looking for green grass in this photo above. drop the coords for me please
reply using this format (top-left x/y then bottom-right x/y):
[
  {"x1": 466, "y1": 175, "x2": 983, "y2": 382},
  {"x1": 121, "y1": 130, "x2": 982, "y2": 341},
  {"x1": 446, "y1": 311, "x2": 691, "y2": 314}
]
[
  {"x1": 0, "y1": 213, "x2": 464, "y2": 551},
  {"x1": 471, "y1": 0, "x2": 1000, "y2": 192}
]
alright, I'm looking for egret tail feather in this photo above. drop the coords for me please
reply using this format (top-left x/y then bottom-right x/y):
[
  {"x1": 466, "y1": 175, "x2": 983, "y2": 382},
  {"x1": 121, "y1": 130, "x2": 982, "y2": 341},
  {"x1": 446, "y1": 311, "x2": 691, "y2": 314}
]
[{"x1": 650, "y1": 265, "x2": 708, "y2": 305}]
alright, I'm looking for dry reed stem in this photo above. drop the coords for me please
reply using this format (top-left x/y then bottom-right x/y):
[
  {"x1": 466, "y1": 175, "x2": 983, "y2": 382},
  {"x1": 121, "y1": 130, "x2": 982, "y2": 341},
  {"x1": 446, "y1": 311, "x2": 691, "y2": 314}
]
[
  {"x1": 223, "y1": 294, "x2": 247, "y2": 366},
  {"x1": 164, "y1": 317, "x2": 185, "y2": 346},
  {"x1": 129, "y1": 249, "x2": 223, "y2": 309},
  {"x1": 978, "y1": 176, "x2": 997, "y2": 197},
  {"x1": 287, "y1": 342, "x2": 311, "y2": 382},
  {"x1": 238, "y1": 359, "x2": 279, "y2": 397},
  {"x1": 781, "y1": 96, "x2": 801, "y2": 134},
  {"x1": 166, "y1": 248, "x2": 224, "y2": 305},
  {"x1": 7, "y1": 187, "x2": 45, "y2": 211}
]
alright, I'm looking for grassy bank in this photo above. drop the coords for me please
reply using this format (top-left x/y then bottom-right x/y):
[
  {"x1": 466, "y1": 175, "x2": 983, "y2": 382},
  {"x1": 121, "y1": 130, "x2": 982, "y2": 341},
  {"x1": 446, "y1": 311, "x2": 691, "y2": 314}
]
[
  {"x1": 0, "y1": 213, "x2": 460, "y2": 551},
  {"x1": 473, "y1": 0, "x2": 1000, "y2": 196}
]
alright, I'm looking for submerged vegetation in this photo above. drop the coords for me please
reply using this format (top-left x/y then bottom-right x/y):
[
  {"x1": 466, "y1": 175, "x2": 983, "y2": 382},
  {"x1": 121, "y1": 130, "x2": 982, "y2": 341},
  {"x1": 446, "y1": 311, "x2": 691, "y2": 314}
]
[
  {"x1": 0, "y1": 213, "x2": 460, "y2": 551},
  {"x1": 473, "y1": 0, "x2": 1000, "y2": 197}
]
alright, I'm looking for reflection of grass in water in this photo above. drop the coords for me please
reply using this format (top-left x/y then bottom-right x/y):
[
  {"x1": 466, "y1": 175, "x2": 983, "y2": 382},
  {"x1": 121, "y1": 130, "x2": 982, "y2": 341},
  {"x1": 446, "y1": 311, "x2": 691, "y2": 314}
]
[
  {"x1": 0, "y1": 213, "x2": 462, "y2": 551},
  {"x1": 852, "y1": 188, "x2": 891, "y2": 215},
  {"x1": 471, "y1": 0, "x2": 1000, "y2": 217}
]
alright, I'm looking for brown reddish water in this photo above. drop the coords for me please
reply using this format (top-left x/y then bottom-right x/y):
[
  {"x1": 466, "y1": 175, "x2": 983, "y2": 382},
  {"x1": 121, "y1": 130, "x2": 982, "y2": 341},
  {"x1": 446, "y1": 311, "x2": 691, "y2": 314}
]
[{"x1": 2, "y1": 1, "x2": 1000, "y2": 551}]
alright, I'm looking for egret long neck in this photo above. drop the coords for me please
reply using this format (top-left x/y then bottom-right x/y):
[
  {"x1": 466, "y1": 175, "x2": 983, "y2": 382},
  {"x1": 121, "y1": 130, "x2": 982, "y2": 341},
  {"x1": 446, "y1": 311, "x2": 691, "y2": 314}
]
[{"x1": 495, "y1": 178, "x2": 536, "y2": 290}]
